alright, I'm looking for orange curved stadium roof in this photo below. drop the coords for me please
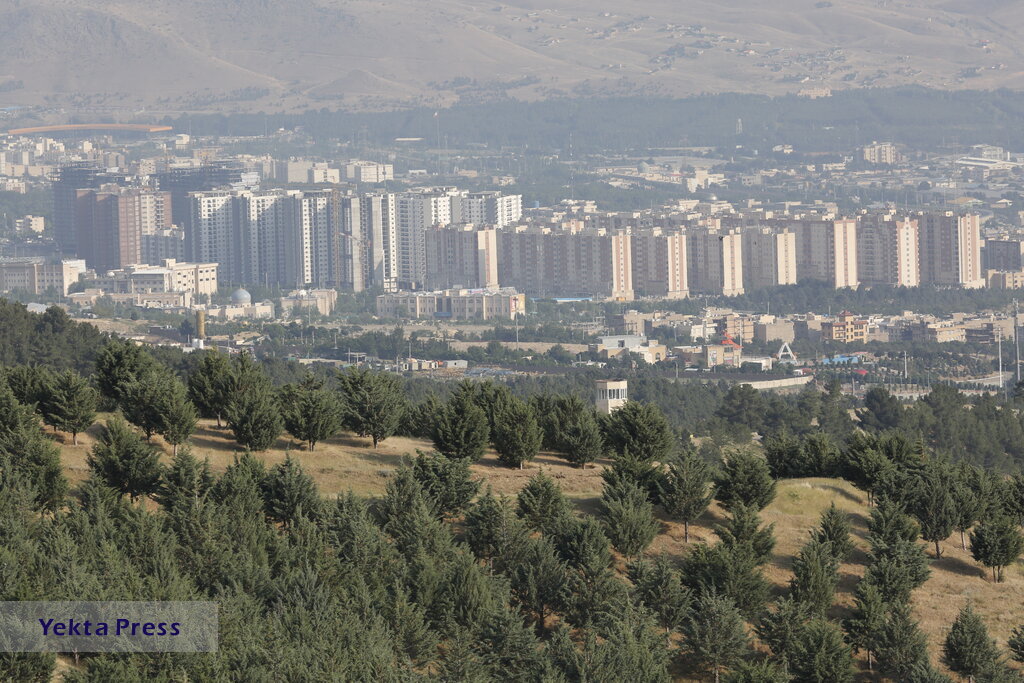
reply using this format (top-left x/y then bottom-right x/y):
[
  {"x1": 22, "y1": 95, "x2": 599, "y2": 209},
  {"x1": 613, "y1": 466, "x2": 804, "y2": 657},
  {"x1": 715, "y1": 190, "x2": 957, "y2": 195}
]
[{"x1": 6, "y1": 123, "x2": 173, "y2": 135}]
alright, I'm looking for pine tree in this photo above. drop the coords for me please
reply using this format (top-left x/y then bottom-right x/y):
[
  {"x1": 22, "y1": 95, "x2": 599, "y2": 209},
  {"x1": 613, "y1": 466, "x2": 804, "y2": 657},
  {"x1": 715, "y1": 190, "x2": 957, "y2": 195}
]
[
  {"x1": 262, "y1": 455, "x2": 319, "y2": 527},
  {"x1": 715, "y1": 449, "x2": 777, "y2": 512},
  {"x1": 154, "y1": 447, "x2": 214, "y2": 513},
  {"x1": 627, "y1": 555, "x2": 691, "y2": 634},
  {"x1": 559, "y1": 408, "x2": 605, "y2": 468},
  {"x1": 506, "y1": 534, "x2": 569, "y2": 634},
  {"x1": 226, "y1": 381, "x2": 283, "y2": 451},
  {"x1": 589, "y1": 601, "x2": 672, "y2": 683},
  {"x1": 279, "y1": 376, "x2": 340, "y2": 452},
  {"x1": 187, "y1": 350, "x2": 232, "y2": 427},
  {"x1": 789, "y1": 536, "x2": 839, "y2": 617},
  {"x1": 680, "y1": 542, "x2": 770, "y2": 618},
  {"x1": 952, "y1": 463, "x2": 984, "y2": 551},
  {"x1": 713, "y1": 503, "x2": 776, "y2": 565},
  {"x1": 601, "y1": 401, "x2": 674, "y2": 462},
  {"x1": 656, "y1": 448, "x2": 715, "y2": 542},
  {"x1": 475, "y1": 607, "x2": 546, "y2": 680},
  {"x1": 336, "y1": 367, "x2": 406, "y2": 448},
  {"x1": 491, "y1": 396, "x2": 542, "y2": 469},
  {"x1": 41, "y1": 369, "x2": 97, "y2": 445},
  {"x1": 516, "y1": 470, "x2": 572, "y2": 534},
  {"x1": 681, "y1": 591, "x2": 750, "y2": 683},
  {"x1": 159, "y1": 380, "x2": 198, "y2": 455},
  {"x1": 715, "y1": 383, "x2": 766, "y2": 436},
  {"x1": 843, "y1": 580, "x2": 886, "y2": 673},
  {"x1": 969, "y1": 515, "x2": 1024, "y2": 583},
  {"x1": 1009, "y1": 625, "x2": 1024, "y2": 664},
  {"x1": 876, "y1": 601, "x2": 932, "y2": 681},
  {"x1": 762, "y1": 429, "x2": 804, "y2": 479},
  {"x1": 943, "y1": 604, "x2": 1003, "y2": 683},
  {"x1": 757, "y1": 596, "x2": 810, "y2": 673},
  {"x1": 788, "y1": 618, "x2": 854, "y2": 683},
  {"x1": 431, "y1": 387, "x2": 490, "y2": 461},
  {"x1": 723, "y1": 660, "x2": 788, "y2": 683},
  {"x1": 411, "y1": 450, "x2": 480, "y2": 518},
  {"x1": 463, "y1": 489, "x2": 529, "y2": 565},
  {"x1": 813, "y1": 503, "x2": 854, "y2": 564},
  {"x1": 120, "y1": 367, "x2": 179, "y2": 440},
  {"x1": 87, "y1": 415, "x2": 163, "y2": 501},
  {"x1": 601, "y1": 479, "x2": 660, "y2": 558},
  {"x1": 94, "y1": 338, "x2": 156, "y2": 403},
  {"x1": 908, "y1": 460, "x2": 958, "y2": 558}
]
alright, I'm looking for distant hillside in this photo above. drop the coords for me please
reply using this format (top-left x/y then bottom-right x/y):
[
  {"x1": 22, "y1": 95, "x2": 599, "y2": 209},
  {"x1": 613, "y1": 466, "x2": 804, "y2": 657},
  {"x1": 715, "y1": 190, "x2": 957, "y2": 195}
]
[{"x1": 3, "y1": 0, "x2": 1024, "y2": 113}]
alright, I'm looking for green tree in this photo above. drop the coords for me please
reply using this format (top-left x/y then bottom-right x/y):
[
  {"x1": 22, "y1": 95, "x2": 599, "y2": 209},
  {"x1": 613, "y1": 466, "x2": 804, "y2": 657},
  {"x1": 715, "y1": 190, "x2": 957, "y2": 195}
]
[
  {"x1": 680, "y1": 543, "x2": 769, "y2": 618},
  {"x1": 505, "y1": 535, "x2": 568, "y2": 634},
  {"x1": 788, "y1": 619, "x2": 854, "y2": 683},
  {"x1": 187, "y1": 350, "x2": 232, "y2": 427},
  {"x1": 813, "y1": 503, "x2": 854, "y2": 564},
  {"x1": 120, "y1": 367, "x2": 179, "y2": 440},
  {"x1": 656, "y1": 448, "x2": 715, "y2": 542},
  {"x1": 843, "y1": 580, "x2": 886, "y2": 673},
  {"x1": 876, "y1": 602, "x2": 932, "y2": 681},
  {"x1": 262, "y1": 455, "x2": 319, "y2": 527},
  {"x1": 969, "y1": 515, "x2": 1024, "y2": 583},
  {"x1": 588, "y1": 602, "x2": 672, "y2": 683},
  {"x1": 715, "y1": 384, "x2": 766, "y2": 436},
  {"x1": 516, "y1": 470, "x2": 572, "y2": 534},
  {"x1": 492, "y1": 396, "x2": 542, "y2": 469},
  {"x1": 94, "y1": 338, "x2": 155, "y2": 404},
  {"x1": 87, "y1": 415, "x2": 163, "y2": 501},
  {"x1": 601, "y1": 480, "x2": 659, "y2": 558},
  {"x1": 857, "y1": 387, "x2": 904, "y2": 432},
  {"x1": 818, "y1": 380, "x2": 854, "y2": 437},
  {"x1": 1009, "y1": 624, "x2": 1024, "y2": 663},
  {"x1": 279, "y1": 376, "x2": 340, "y2": 452},
  {"x1": 159, "y1": 383, "x2": 198, "y2": 456},
  {"x1": 154, "y1": 447, "x2": 214, "y2": 514},
  {"x1": 714, "y1": 503, "x2": 776, "y2": 565},
  {"x1": 627, "y1": 555, "x2": 691, "y2": 634},
  {"x1": 560, "y1": 410, "x2": 605, "y2": 468},
  {"x1": 723, "y1": 660, "x2": 788, "y2": 683},
  {"x1": 952, "y1": 464, "x2": 984, "y2": 551},
  {"x1": 789, "y1": 537, "x2": 839, "y2": 617},
  {"x1": 41, "y1": 369, "x2": 96, "y2": 445},
  {"x1": 432, "y1": 387, "x2": 490, "y2": 461},
  {"x1": 762, "y1": 429, "x2": 804, "y2": 479},
  {"x1": 715, "y1": 449, "x2": 776, "y2": 512},
  {"x1": 226, "y1": 382, "x2": 283, "y2": 451},
  {"x1": 411, "y1": 450, "x2": 480, "y2": 518},
  {"x1": 336, "y1": 367, "x2": 406, "y2": 448},
  {"x1": 602, "y1": 401, "x2": 674, "y2": 462},
  {"x1": 681, "y1": 591, "x2": 750, "y2": 683},
  {"x1": 909, "y1": 461, "x2": 958, "y2": 558},
  {"x1": 757, "y1": 596, "x2": 810, "y2": 674},
  {"x1": 462, "y1": 489, "x2": 527, "y2": 565},
  {"x1": 943, "y1": 604, "x2": 1003, "y2": 683}
]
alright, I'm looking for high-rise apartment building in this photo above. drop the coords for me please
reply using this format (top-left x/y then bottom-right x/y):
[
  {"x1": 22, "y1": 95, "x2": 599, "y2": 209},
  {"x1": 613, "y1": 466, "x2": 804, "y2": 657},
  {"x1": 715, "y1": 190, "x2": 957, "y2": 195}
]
[
  {"x1": 188, "y1": 192, "x2": 237, "y2": 282},
  {"x1": 983, "y1": 238, "x2": 1024, "y2": 272},
  {"x1": 424, "y1": 225, "x2": 499, "y2": 290},
  {"x1": 631, "y1": 228, "x2": 688, "y2": 299},
  {"x1": 452, "y1": 191, "x2": 523, "y2": 228},
  {"x1": 75, "y1": 187, "x2": 170, "y2": 272},
  {"x1": 361, "y1": 193, "x2": 398, "y2": 292},
  {"x1": 918, "y1": 212, "x2": 983, "y2": 287},
  {"x1": 857, "y1": 214, "x2": 919, "y2": 287},
  {"x1": 789, "y1": 218, "x2": 859, "y2": 288},
  {"x1": 741, "y1": 227, "x2": 797, "y2": 290},
  {"x1": 396, "y1": 189, "x2": 458, "y2": 288},
  {"x1": 687, "y1": 227, "x2": 744, "y2": 296},
  {"x1": 52, "y1": 165, "x2": 126, "y2": 253}
]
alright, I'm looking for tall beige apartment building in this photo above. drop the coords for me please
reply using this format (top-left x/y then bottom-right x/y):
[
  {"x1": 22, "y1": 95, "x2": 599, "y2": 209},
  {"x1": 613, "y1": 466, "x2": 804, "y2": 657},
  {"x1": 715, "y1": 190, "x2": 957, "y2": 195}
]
[
  {"x1": 424, "y1": 224, "x2": 499, "y2": 290},
  {"x1": 741, "y1": 227, "x2": 796, "y2": 290},
  {"x1": 789, "y1": 218, "x2": 859, "y2": 288},
  {"x1": 687, "y1": 227, "x2": 744, "y2": 296},
  {"x1": 631, "y1": 228, "x2": 688, "y2": 299},
  {"x1": 857, "y1": 214, "x2": 919, "y2": 287},
  {"x1": 918, "y1": 212, "x2": 983, "y2": 287},
  {"x1": 497, "y1": 227, "x2": 633, "y2": 300}
]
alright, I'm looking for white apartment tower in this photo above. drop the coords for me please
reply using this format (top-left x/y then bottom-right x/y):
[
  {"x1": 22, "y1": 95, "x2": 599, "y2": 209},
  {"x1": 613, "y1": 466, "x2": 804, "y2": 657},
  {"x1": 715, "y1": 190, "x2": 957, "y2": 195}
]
[
  {"x1": 361, "y1": 193, "x2": 398, "y2": 292},
  {"x1": 687, "y1": 227, "x2": 744, "y2": 296},
  {"x1": 918, "y1": 212, "x2": 983, "y2": 288},
  {"x1": 857, "y1": 214, "x2": 920, "y2": 287},
  {"x1": 396, "y1": 189, "x2": 457, "y2": 288},
  {"x1": 742, "y1": 227, "x2": 797, "y2": 290},
  {"x1": 790, "y1": 218, "x2": 859, "y2": 288}
]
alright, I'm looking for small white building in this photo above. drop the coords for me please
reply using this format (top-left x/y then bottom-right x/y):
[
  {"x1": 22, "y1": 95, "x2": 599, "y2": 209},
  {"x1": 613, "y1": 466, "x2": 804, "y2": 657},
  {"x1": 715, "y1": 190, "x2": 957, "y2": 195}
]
[{"x1": 595, "y1": 379, "x2": 628, "y2": 414}]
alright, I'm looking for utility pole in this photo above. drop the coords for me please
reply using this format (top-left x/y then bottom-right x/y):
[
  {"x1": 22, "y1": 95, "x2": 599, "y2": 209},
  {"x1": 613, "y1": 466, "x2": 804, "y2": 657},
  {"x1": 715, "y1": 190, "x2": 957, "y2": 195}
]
[
  {"x1": 1015, "y1": 299, "x2": 1021, "y2": 383},
  {"x1": 998, "y1": 333, "x2": 1006, "y2": 401}
]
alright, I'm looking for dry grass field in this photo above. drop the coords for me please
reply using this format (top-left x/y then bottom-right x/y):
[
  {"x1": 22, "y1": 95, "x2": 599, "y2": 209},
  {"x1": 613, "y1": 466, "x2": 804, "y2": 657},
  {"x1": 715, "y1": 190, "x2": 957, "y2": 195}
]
[{"x1": 54, "y1": 417, "x2": 1024, "y2": 678}]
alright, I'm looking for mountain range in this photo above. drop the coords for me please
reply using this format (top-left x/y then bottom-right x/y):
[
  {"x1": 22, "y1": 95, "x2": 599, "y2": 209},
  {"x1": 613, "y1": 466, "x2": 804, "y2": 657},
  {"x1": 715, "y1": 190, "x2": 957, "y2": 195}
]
[{"x1": 1, "y1": 0, "x2": 1024, "y2": 113}]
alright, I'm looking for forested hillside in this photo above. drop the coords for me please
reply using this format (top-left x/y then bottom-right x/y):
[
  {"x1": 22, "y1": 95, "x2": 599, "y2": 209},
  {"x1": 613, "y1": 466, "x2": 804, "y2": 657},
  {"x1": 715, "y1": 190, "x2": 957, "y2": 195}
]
[{"x1": 1, "y1": 299, "x2": 1024, "y2": 680}]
